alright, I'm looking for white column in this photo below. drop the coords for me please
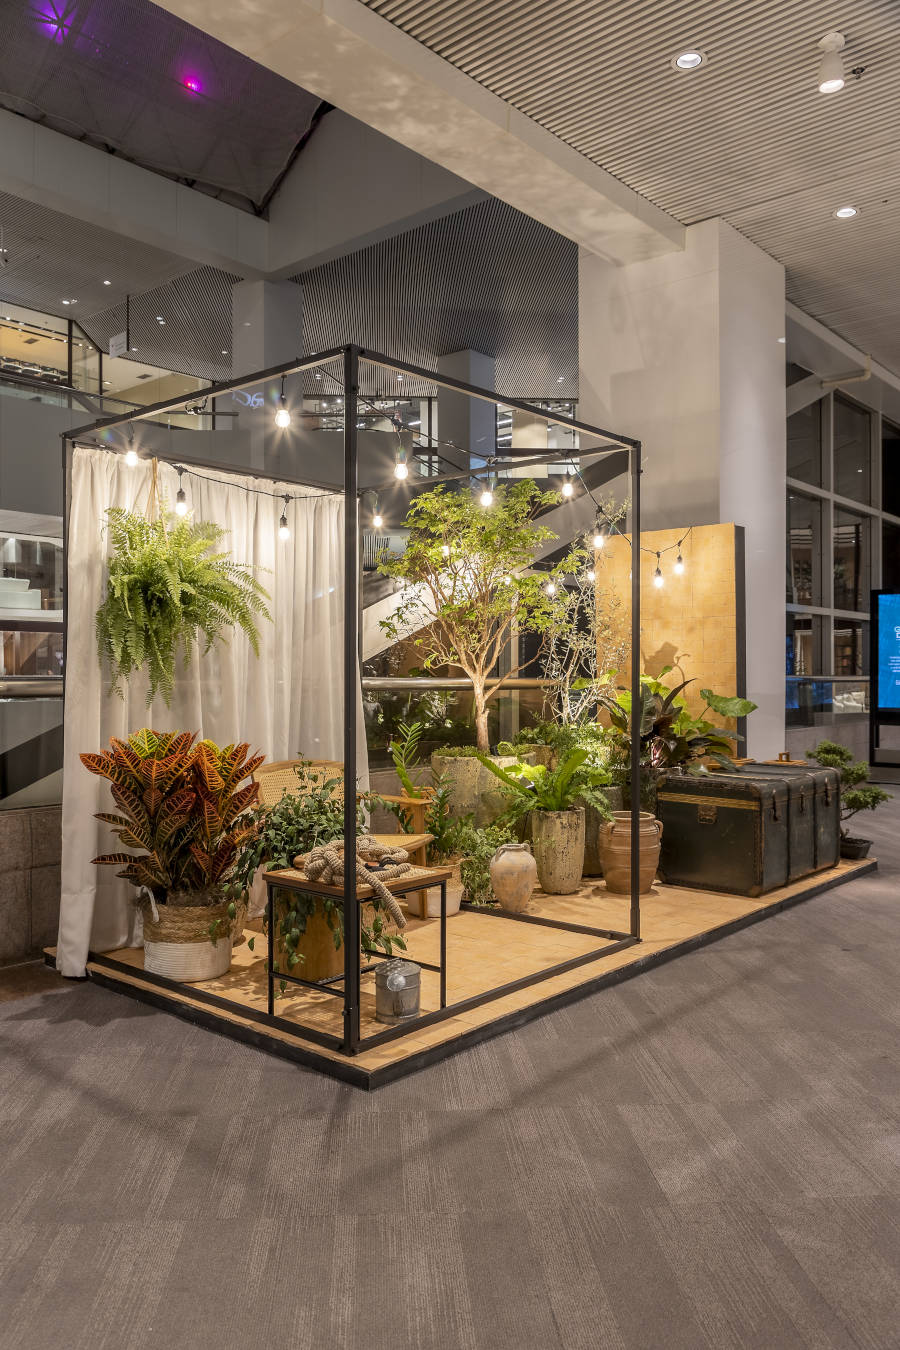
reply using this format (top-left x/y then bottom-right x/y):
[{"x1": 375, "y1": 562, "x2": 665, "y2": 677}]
[
  {"x1": 231, "y1": 279, "x2": 303, "y2": 375},
  {"x1": 579, "y1": 219, "x2": 786, "y2": 756},
  {"x1": 436, "y1": 351, "x2": 496, "y2": 469}
]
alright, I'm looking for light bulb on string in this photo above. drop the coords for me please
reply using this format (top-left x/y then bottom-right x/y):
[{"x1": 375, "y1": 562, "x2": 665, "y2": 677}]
[
  {"x1": 674, "y1": 545, "x2": 685, "y2": 575},
  {"x1": 274, "y1": 375, "x2": 291, "y2": 429},
  {"x1": 545, "y1": 580, "x2": 557, "y2": 596},
  {"x1": 278, "y1": 496, "x2": 290, "y2": 541},
  {"x1": 394, "y1": 451, "x2": 409, "y2": 480},
  {"x1": 593, "y1": 522, "x2": 606, "y2": 549},
  {"x1": 653, "y1": 553, "x2": 664, "y2": 588},
  {"x1": 125, "y1": 448, "x2": 139, "y2": 468},
  {"x1": 479, "y1": 472, "x2": 495, "y2": 508},
  {"x1": 561, "y1": 470, "x2": 575, "y2": 499},
  {"x1": 174, "y1": 466, "x2": 188, "y2": 517},
  {"x1": 373, "y1": 511, "x2": 384, "y2": 530},
  {"x1": 587, "y1": 569, "x2": 596, "y2": 583}
]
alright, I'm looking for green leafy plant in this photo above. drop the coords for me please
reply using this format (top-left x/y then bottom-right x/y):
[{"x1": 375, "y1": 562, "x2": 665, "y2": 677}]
[
  {"x1": 378, "y1": 480, "x2": 569, "y2": 751},
  {"x1": 96, "y1": 508, "x2": 270, "y2": 706},
  {"x1": 599, "y1": 674, "x2": 757, "y2": 782},
  {"x1": 229, "y1": 765, "x2": 404, "y2": 961},
  {"x1": 81, "y1": 728, "x2": 263, "y2": 905},
  {"x1": 453, "y1": 821, "x2": 517, "y2": 904},
  {"x1": 477, "y1": 748, "x2": 613, "y2": 824},
  {"x1": 388, "y1": 719, "x2": 426, "y2": 797},
  {"x1": 805, "y1": 740, "x2": 891, "y2": 836}
]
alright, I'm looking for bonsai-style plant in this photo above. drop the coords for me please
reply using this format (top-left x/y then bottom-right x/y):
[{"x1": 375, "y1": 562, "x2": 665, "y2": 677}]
[
  {"x1": 96, "y1": 508, "x2": 270, "y2": 706},
  {"x1": 806, "y1": 740, "x2": 891, "y2": 857},
  {"x1": 378, "y1": 480, "x2": 568, "y2": 752},
  {"x1": 82, "y1": 729, "x2": 263, "y2": 977}
]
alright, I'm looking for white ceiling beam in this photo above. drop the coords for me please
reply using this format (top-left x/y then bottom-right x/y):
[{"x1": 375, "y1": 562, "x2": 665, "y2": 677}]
[
  {"x1": 153, "y1": 0, "x2": 684, "y2": 265},
  {"x1": 0, "y1": 110, "x2": 268, "y2": 279}
]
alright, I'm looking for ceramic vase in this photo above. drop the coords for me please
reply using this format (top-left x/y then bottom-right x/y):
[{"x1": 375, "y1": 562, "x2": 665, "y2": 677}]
[
  {"x1": 598, "y1": 811, "x2": 662, "y2": 894},
  {"x1": 489, "y1": 841, "x2": 538, "y2": 911}
]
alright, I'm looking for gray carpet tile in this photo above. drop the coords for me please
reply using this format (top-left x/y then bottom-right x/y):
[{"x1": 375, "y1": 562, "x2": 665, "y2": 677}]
[{"x1": 1, "y1": 803, "x2": 899, "y2": 1349}]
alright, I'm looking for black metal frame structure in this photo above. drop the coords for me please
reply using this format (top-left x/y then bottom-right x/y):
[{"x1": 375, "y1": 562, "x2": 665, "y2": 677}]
[{"x1": 62, "y1": 343, "x2": 644, "y2": 1064}]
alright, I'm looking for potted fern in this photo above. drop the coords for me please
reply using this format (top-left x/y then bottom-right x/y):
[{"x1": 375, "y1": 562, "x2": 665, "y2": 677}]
[
  {"x1": 478, "y1": 749, "x2": 613, "y2": 894},
  {"x1": 82, "y1": 729, "x2": 263, "y2": 981},
  {"x1": 95, "y1": 508, "x2": 270, "y2": 706}
]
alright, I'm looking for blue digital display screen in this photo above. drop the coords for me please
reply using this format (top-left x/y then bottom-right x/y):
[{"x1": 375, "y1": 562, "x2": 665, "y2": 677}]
[{"x1": 876, "y1": 593, "x2": 900, "y2": 711}]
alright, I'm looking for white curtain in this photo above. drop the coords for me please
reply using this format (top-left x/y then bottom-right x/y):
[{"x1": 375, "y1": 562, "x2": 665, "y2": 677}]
[{"x1": 57, "y1": 446, "x2": 366, "y2": 977}]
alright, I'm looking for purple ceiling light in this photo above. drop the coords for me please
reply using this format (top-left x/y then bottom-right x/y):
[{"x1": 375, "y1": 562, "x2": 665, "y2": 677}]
[
  {"x1": 182, "y1": 73, "x2": 203, "y2": 94},
  {"x1": 32, "y1": 0, "x2": 76, "y2": 43}
]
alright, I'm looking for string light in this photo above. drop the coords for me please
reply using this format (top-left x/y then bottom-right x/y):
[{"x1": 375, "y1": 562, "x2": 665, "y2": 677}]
[
  {"x1": 373, "y1": 510, "x2": 384, "y2": 530},
  {"x1": 587, "y1": 569, "x2": 596, "y2": 582},
  {"x1": 545, "y1": 580, "x2": 557, "y2": 596},
  {"x1": 593, "y1": 522, "x2": 606, "y2": 549},
  {"x1": 278, "y1": 495, "x2": 290, "y2": 541},
  {"x1": 124, "y1": 448, "x2": 139, "y2": 467},
  {"x1": 561, "y1": 471, "x2": 575, "y2": 499},
  {"x1": 674, "y1": 547, "x2": 685, "y2": 575},
  {"x1": 394, "y1": 450, "x2": 409, "y2": 480},
  {"x1": 479, "y1": 473, "x2": 494, "y2": 508},
  {"x1": 502, "y1": 574, "x2": 512, "y2": 585},
  {"x1": 174, "y1": 466, "x2": 188, "y2": 517},
  {"x1": 653, "y1": 552, "x2": 664, "y2": 588},
  {"x1": 274, "y1": 375, "x2": 291, "y2": 429}
]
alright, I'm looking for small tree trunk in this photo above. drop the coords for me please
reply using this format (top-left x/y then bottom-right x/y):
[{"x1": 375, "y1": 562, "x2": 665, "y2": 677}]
[{"x1": 473, "y1": 678, "x2": 490, "y2": 753}]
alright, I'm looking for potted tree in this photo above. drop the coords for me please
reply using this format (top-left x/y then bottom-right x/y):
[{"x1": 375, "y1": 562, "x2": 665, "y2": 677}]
[
  {"x1": 378, "y1": 481, "x2": 568, "y2": 788},
  {"x1": 478, "y1": 748, "x2": 613, "y2": 894},
  {"x1": 82, "y1": 729, "x2": 262, "y2": 981},
  {"x1": 805, "y1": 740, "x2": 891, "y2": 859}
]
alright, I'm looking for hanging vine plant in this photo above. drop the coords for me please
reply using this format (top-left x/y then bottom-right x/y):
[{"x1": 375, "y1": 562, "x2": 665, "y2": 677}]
[{"x1": 95, "y1": 506, "x2": 271, "y2": 706}]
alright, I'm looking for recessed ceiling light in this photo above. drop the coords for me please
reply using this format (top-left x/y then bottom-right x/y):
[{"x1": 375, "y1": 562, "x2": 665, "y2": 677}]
[
  {"x1": 221, "y1": 349, "x2": 228, "y2": 355},
  {"x1": 102, "y1": 279, "x2": 111, "y2": 285},
  {"x1": 833, "y1": 205, "x2": 859, "y2": 219},
  {"x1": 817, "y1": 32, "x2": 846, "y2": 94},
  {"x1": 61, "y1": 298, "x2": 76, "y2": 305},
  {"x1": 777, "y1": 337, "x2": 786, "y2": 344},
  {"x1": 672, "y1": 49, "x2": 706, "y2": 71}
]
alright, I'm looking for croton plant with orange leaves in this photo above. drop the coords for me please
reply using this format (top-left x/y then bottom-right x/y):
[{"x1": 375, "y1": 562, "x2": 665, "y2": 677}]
[{"x1": 81, "y1": 727, "x2": 263, "y2": 903}]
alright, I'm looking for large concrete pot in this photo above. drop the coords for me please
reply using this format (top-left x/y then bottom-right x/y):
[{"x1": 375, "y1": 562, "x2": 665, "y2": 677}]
[
  {"x1": 532, "y1": 807, "x2": 585, "y2": 895},
  {"x1": 432, "y1": 752, "x2": 532, "y2": 826},
  {"x1": 431, "y1": 753, "x2": 481, "y2": 821},
  {"x1": 582, "y1": 786, "x2": 624, "y2": 876},
  {"x1": 598, "y1": 811, "x2": 662, "y2": 894},
  {"x1": 489, "y1": 841, "x2": 538, "y2": 911}
]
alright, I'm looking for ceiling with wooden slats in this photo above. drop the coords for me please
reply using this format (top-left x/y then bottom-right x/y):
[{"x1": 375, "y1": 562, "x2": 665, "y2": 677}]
[{"x1": 361, "y1": 0, "x2": 900, "y2": 374}]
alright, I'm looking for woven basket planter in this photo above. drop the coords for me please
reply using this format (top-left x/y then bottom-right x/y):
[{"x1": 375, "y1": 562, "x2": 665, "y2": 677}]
[{"x1": 139, "y1": 892, "x2": 246, "y2": 983}]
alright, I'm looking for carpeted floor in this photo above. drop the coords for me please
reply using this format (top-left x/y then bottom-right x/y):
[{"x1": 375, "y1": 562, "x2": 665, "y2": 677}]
[{"x1": 1, "y1": 809, "x2": 898, "y2": 1350}]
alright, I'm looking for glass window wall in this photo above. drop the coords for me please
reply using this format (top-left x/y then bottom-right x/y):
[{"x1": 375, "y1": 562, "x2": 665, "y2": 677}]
[
  {"x1": 834, "y1": 619, "x2": 869, "y2": 677},
  {"x1": 883, "y1": 521, "x2": 900, "y2": 593},
  {"x1": 833, "y1": 507, "x2": 869, "y2": 612},
  {"x1": 833, "y1": 395, "x2": 871, "y2": 503},
  {"x1": 786, "y1": 492, "x2": 822, "y2": 606},
  {"x1": 787, "y1": 401, "x2": 822, "y2": 487}
]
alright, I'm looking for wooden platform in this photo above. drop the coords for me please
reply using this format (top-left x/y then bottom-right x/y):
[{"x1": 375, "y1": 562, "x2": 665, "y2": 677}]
[{"x1": 58, "y1": 858, "x2": 877, "y2": 1089}]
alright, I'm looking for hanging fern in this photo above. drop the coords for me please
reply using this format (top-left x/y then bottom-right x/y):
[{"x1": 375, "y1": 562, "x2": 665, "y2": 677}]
[{"x1": 96, "y1": 509, "x2": 271, "y2": 706}]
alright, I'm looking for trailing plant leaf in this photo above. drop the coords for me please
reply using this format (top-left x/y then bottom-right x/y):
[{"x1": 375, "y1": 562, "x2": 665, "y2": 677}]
[{"x1": 95, "y1": 508, "x2": 270, "y2": 706}]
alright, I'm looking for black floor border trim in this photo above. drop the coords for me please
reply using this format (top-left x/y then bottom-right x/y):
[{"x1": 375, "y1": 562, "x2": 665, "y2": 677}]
[{"x1": 81, "y1": 860, "x2": 877, "y2": 1090}]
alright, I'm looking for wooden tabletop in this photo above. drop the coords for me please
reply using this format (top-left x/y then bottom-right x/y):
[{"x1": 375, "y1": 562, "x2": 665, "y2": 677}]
[{"x1": 264, "y1": 862, "x2": 453, "y2": 900}]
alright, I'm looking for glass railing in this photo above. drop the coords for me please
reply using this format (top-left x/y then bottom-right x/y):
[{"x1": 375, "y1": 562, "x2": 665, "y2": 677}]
[
  {"x1": 786, "y1": 676, "x2": 869, "y2": 727},
  {"x1": 0, "y1": 369, "x2": 212, "y2": 430},
  {"x1": 0, "y1": 684, "x2": 63, "y2": 809},
  {"x1": 362, "y1": 677, "x2": 554, "y2": 769}
]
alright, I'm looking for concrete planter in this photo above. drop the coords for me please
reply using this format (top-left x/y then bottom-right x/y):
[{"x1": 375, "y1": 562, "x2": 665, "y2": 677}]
[
  {"x1": 432, "y1": 753, "x2": 532, "y2": 826},
  {"x1": 532, "y1": 807, "x2": 585, "y2": 895}
]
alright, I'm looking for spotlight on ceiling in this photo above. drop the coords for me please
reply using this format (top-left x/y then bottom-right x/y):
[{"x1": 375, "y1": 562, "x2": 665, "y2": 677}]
[
  {"x1": 833, "y1": 204, "x2": 859, "y2": 219},
  {"x1": 102, "y1": 279, "x2": 111, "y2": 286},
  {"x1": 817, "y1": 31, "x2": 846, "y2": 93},
  {"x1": 671, "y1": 49, "x2": 706, "y2": 71}
]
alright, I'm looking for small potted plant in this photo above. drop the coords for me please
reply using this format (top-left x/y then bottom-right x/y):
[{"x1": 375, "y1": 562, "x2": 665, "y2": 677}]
[
  {"x1": 82, "y1": 729, "x2": 262, "y2": 981},
  {"x1": 806, "y1": 740, "x2": 891, "y2": 859}
]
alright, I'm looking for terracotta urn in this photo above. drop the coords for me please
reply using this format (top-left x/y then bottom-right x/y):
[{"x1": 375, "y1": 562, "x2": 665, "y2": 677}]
[
  {"x1": 531, "y1": 807, "x2": 585, "y2": 895},
  {"x1": 489, "y1": 841, "x2": 537, "y2": 911},
  {"x1": 598, "y1": 811, "x2": 662, "y2": 894}
]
